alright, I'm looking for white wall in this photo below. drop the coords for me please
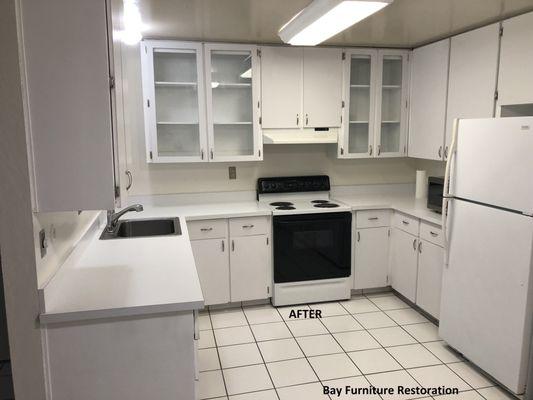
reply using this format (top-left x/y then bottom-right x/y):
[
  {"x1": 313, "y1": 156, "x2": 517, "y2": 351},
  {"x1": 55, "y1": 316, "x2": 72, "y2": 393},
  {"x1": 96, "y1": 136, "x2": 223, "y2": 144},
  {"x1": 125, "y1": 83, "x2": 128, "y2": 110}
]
[{"x1": 121, "y1": 43, "x2": 420, "y2": 196}]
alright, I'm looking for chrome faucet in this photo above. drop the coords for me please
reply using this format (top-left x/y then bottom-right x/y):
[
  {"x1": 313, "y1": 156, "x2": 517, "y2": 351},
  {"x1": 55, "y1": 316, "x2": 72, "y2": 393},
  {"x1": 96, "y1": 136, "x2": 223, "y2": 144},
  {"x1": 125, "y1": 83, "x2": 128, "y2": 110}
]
[{"x1": 106, "y1": 204, "x2": 144, "y2": 232}]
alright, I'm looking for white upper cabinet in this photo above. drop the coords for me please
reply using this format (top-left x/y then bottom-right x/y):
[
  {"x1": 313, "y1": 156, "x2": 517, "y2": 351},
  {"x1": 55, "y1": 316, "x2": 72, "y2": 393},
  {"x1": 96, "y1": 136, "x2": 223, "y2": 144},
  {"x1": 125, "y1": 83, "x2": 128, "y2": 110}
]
[
  {"x1": 445, "y1": 23, "x2": 500, "y2": 158},
  {"x1": 141, "y1": 41, "x2": 207, "y2": 163},
  {"x1": 22, "y1": 0, "x2": 116, "y2": 211},
  {"x1": 339, "y1": 49, "x2": 408, "y2": 158},
  {"x1": 303, "y1": 47, "x2": 343, "y2": 128},
  {"x1": 376, "y1": 50, "x2": 409, "y2": 157},
  {"x1": 204, "y1": 44, "x2": 262, "y2": 161},
  {"x1": 260, "y1": 47, "x2": 303, "y2": 129},
  {"x1": 497, "y1": 12, "x2": 533, "y2": 109},
  {"x1": 260, "y1": 46, "x2": 342, "y2": 130},
  {"x1": 340, "y1": 49, "x2": 377, "y2": 158},
  {"x1": 409, "y1": 39, "x2": 450, "y2": 161}
]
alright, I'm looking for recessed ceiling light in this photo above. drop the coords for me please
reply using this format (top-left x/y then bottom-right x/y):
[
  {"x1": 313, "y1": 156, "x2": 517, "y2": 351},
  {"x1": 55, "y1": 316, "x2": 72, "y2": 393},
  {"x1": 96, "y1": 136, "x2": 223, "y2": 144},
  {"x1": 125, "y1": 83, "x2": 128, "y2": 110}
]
[{"x1": 279, "y1": 0, "x2": 393, "y2": 46}]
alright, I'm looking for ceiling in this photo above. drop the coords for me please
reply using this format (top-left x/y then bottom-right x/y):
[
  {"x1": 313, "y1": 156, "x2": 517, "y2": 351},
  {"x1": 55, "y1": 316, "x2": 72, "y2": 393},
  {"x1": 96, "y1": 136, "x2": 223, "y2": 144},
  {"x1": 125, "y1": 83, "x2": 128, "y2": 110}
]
[{"x1": 136, "y1": 0, "x2": 533, "y2": 48}]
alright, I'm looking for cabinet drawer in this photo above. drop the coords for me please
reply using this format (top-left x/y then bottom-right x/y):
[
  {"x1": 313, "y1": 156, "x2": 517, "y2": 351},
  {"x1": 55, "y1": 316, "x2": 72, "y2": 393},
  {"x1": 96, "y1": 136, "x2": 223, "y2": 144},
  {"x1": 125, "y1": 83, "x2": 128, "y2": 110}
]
[
  {"x1": 356, "y1": 210, "x2": 391, "y2": 228},
  {"x1": 230, "y1": 216, "x2": 268, "y2": 237},
  {"x1": 420, "y1": 222, "x2": 443, "y2": 247},
  {"x1": 393, "y1": 212, "x2": 419, "y2": 236},
  {"x1": 187, "y1": 219, "x2": 227, "y2": 240}
]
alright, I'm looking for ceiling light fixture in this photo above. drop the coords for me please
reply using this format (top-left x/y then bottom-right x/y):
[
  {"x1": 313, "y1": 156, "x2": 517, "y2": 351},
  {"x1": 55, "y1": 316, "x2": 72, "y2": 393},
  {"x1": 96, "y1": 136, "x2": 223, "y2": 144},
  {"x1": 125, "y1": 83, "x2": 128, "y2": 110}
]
[{"x1": 278, "y1": 0, "x2": 393, "y2": 46}]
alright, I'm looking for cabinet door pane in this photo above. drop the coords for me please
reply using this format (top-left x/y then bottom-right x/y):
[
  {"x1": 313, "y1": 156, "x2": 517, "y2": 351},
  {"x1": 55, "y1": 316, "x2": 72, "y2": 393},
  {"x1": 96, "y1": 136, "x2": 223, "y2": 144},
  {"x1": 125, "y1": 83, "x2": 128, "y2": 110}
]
[
  {"x1": 210, "y1": 50, "x2": 254, "y2": 157},
  {"x1": 153, "y1": 50, "x2": 201, "y2": 158},
  {"x1": 379, "y1": 55, "x2": 403, "y2": 153},
  {"x1": 348, "y1": 56, "x2": 372, "y2": 154}
]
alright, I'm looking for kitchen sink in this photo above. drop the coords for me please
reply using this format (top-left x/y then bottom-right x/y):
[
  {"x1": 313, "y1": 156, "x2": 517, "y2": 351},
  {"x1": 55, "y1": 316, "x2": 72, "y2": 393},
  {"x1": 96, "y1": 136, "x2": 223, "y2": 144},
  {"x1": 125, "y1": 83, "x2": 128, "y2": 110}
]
[{"x1": 100, "y1": 217, "x2": 181, "y2": 240}]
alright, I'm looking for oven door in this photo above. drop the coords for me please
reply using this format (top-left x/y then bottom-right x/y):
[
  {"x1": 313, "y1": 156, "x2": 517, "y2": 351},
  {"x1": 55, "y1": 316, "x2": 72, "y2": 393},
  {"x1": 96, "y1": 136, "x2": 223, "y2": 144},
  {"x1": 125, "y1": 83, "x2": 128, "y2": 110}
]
[{"x1": 273, "y1": 212, "x2": 352, "y2": 283}]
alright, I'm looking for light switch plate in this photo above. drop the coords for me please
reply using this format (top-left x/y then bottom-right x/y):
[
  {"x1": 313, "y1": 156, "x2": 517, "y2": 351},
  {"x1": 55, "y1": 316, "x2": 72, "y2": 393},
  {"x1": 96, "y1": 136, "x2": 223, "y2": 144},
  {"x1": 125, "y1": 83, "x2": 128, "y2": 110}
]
[{"x1": 229, "y1": 166, "x2": 237, "y2": 180}]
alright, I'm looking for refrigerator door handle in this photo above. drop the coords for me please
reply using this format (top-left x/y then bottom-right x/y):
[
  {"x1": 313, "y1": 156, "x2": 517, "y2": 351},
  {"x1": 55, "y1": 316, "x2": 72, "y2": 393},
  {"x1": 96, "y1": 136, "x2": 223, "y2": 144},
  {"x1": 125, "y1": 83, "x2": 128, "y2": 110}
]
[{"x1": 442, "y1": 118, "x2": 459, "y2": 267}]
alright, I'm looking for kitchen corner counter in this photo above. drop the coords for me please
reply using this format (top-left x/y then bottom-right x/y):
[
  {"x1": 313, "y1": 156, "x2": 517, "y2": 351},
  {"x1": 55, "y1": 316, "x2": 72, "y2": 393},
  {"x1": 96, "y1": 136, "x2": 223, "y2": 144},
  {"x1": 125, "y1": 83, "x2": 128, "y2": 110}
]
[
  {"x1": 332, "y1": 194, "x2": 443, "y2": 226},
  {"x1": 39, "y1": 217, "x2": 204, "y2": 325}
]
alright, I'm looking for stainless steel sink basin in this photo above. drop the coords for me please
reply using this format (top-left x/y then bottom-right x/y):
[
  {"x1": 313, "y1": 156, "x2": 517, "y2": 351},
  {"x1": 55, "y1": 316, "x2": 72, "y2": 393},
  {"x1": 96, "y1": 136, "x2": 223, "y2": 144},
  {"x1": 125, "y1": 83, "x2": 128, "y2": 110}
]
[{"x1": 100, "y1": 217, "x2": 181, "y2": 240}]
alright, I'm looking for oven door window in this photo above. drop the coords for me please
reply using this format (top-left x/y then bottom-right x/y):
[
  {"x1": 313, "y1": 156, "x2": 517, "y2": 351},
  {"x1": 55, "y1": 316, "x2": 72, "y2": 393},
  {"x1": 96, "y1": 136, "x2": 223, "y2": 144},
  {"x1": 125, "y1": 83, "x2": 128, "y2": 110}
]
[{"x1": 273, "y1": 212, "x2": 352, "y2": 283}]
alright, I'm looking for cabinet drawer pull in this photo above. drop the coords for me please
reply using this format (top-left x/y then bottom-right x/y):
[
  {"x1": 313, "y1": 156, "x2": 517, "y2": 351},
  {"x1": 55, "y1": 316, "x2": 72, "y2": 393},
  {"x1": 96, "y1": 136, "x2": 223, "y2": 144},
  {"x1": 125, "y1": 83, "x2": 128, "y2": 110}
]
[
  {"x1": 200, "y1": 227, "x2": 213, "y2": 232},
  {"x1": 296, "y1": 114, "x2": 299, "y2": 125},
  {"x1": 430, "y1": 231, "x2": 439, "y2": 237},
  {"x1": 402, "y1": 220, "x2": 410, "y2": 225},
  {"x1": 413, "y1": 238, "x2": 417, "y2": 250},
  {"x1": 357, "y1": 231, "x2": 360, "y2": 242},
  {"x1": 368, "y1": 217, "x2": 379, "y2": 221},
  {"x1": 242, "y1": 224, "x2": 255, "y2": 229}
]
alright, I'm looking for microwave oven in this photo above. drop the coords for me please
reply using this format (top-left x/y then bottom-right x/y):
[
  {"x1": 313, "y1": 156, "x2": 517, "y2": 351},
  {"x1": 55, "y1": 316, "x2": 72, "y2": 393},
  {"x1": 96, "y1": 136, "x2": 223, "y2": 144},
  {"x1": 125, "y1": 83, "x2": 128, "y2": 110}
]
[{"x1": 427, "y1": 176, "x2": 444, "y2": 213}]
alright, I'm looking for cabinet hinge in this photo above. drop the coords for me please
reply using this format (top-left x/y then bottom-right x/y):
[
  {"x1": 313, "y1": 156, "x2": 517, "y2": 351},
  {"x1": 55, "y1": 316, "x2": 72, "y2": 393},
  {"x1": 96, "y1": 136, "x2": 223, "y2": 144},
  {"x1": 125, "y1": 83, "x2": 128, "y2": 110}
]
[
  {"x1": 149, "y1": 151, "x2": 153, "y2": 160},
  {"x1": 147, "y1": 99, "x2": 151, "y2": 108},
  {"x1": 257, "y1": 49, "x2": 262, "y2": 57},
  {"x1": 266, "y1": 236, "x2": 269, "y2": 245},
  {"x1": 499, "y1": 26, "x2": 504, "y2": 37},
  {"x1": 267, "y1": 286, "x2": 270, "y2": 294},
  {"x1": 494, "y1": 90, "x2": 499, "y2": 101},
  {"x1": 342, "y1": 52, "x2": 346, "y2": 60},
  {"x1": 109, "y1": 76, "x2": 115, "y2": 89}
]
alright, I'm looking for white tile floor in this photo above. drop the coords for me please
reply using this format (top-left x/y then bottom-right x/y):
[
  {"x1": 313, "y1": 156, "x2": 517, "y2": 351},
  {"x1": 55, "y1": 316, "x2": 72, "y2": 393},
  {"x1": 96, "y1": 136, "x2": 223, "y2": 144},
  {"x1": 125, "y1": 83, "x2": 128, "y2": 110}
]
[{"x1": 197, "y1": 292, "x2": 517, "y2": 400}]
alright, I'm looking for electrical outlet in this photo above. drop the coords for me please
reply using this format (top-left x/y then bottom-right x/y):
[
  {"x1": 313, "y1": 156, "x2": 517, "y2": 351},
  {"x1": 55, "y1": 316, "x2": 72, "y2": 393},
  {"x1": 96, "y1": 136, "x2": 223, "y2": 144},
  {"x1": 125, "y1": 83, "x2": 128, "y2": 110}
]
[
  {"x1": 39, "y1": 229, "x2": 47, "y2": 258},
  {"x1": 229, "y1": 166, "x2": 237, "y2": 180}
]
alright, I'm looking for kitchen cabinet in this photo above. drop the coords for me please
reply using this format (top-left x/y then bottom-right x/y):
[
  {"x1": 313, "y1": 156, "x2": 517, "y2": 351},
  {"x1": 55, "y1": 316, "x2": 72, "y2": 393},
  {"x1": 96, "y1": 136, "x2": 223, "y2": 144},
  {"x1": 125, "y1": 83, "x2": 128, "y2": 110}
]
[
  {"x1": 141, "y1": 40, "x2": 207, "y2": 163},
  {"x1": 230, "y1": 235, "x2": 270, "y2": 302},
  {"x1": 21, "y1": 0, "x2": 118, "y2": 211},
  {"x1": 190, "y1": 239, "x2": 230, "y2": 305},
  {"x1": 260, "y1": 46, "x2": 302, "y2": 129},
  {"x1": 260, "y1": 46, "x2": 342, "y2": 129},
  {"x1": 408, "y1": 39, "x2": 450, "y2": 161},
  {"x1": 354, "y1": 227, "x2": 390, "y2": 290},
  {"x1": 303, "y1": 47, "x2": 343, "y2": 128},
  {"x1": 339, "y1": 49, "x2": 409, "y2": 158},
  {"x1": 416, "y1": 239, "x2": 444, "y2": 319},
  {"x1": 497, "y1": 12, "x2": 533, "y2": 109},
  {"x1": 390, "y1": 227, "x2": 419, "y2": 302},
  {"x1": 204, "y1": 43, "x2": 262, "y2": 161},
  {"x1": 445, "y1": 23, "x2": 500, "y2": 158}
]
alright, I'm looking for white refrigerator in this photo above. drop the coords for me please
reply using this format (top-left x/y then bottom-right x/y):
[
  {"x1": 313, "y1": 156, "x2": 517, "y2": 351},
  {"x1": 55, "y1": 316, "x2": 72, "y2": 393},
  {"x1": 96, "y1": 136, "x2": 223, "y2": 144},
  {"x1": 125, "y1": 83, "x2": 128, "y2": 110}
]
[{"x1": 440, "y1": 117, "x2": 533, "y2": 395}]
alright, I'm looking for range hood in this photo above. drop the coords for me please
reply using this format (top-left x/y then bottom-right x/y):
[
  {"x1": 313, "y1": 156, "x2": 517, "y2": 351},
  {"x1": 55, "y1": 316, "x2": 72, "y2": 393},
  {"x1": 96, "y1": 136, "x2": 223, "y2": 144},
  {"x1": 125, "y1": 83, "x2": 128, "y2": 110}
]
[{"x1": 263, "y1": 128, "x2": 338, "y2": 144}]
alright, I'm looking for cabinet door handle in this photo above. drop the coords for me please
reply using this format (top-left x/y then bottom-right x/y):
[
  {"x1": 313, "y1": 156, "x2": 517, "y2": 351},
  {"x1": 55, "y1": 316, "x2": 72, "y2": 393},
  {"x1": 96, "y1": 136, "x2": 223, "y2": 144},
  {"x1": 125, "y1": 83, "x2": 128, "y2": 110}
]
[
  {"x1": 221, "y1": 240, "x2": 225, "y2": 252},
  {"x1": 210, "y1": 149, "x2": 214, "y2": 159},
  {"x1": 430, "y1": 231, "x2": 439, "y2": 237},
  {"x1": 340, "y1": 147, "x2": 344, "y2": 155},
  {"x1": 377, "y1": 145, "x2": 381, "y2": 156},
  {"x1": 242, "y1": 224, "x2": 255, "y2": 229},
  {"x1": 125, "y1": 170, "x2": 133, "y2": 190},
  {"x1": 368, "y1": 217, "x2": 379, "y2": 221},
  {"x1": 438, "y1": 146, "x2": 443, "y2": 158},
  {"x1": 402, "y1": 220, "x2": 410, "y2": 225},
  {"x1": 305, "y1": 114, "x2": 309, "y2": 125},
  {"x1": 413, "y1": 238, "x2": 417, "y2": 250},
  {"x1": 201, "y1": 149, "x2": 204, "y2": 160},
  {"x1": 296, "y1": 114, "x2": 299, "y2": 126},
  {"x1": 357, "y1": 231, "x2": 360, "y2": 242},
  {"x1": 231, "y1": 240, "x2": 235, "y2": 251},
  {"x1": 369, "y1": 145, "x2": 373, "y2": 156},
  {"x1": 200, "y1": 227, "x2": 213, "y2": 232},
  {"x1": 444, "y1": 146, "x2": 449, "y2": 160},
  {"x1": 418, "y1": 240, "x2": 422, "y2": 253}
]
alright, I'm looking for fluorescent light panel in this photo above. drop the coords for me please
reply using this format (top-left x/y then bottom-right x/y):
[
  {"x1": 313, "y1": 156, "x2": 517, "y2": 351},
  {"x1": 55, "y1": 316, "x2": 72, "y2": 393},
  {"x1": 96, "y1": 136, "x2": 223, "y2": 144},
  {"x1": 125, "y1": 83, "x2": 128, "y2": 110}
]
[{"x1": 279, "y1": 0, "x2": 392, "y2": 46}]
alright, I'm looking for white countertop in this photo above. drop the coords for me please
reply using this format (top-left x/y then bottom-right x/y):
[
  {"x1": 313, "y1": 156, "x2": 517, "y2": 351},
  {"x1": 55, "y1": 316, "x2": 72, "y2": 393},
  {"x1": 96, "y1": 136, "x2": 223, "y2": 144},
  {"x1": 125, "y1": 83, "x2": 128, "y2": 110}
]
[
  {"x1": 332, "y1": 194, "x2": 443, "y2": 226},
  {"x1": 40, "y1": 195, "x2": 439, "y2": 325}
]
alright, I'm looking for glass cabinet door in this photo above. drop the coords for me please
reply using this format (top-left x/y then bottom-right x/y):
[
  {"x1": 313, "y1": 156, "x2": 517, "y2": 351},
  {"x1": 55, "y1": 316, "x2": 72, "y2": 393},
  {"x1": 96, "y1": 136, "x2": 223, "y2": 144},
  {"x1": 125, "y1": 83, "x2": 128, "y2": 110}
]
[
  {"x1": 341, "y1": 50, "x2": 376, "y2": 158},
  {"x1": 205, "y1": 44, "x2": 261, "y2": 161},
  {"x1": 376, "y1": 51, "x2": 408, "y2": 157},
  {"x1": 141, "y1": 41, "x2": 207, "y2": 162}
]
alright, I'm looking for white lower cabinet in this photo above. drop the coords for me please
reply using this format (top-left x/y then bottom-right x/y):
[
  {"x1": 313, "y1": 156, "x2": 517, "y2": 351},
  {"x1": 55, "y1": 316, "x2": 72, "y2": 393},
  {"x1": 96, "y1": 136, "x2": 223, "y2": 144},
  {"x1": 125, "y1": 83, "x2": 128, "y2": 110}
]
[
  {"x1": 390, "y1": 227, "x2": 419, "y2": 303},
  {"x1": 188, "y1": 216, "x2": 271, "y2": 305},
  {"x1": 354, "y1": 227, "x2": 390, "y2": 290},
  {"x1": 230, "y1": 235, "x2": 270, "y2": 302},
  {"x1": 416, "y1": 239, "x2": 444, "y2": 319},
  {"x1": 190, "y1": 239, "x2": 230, "y2": 305}
]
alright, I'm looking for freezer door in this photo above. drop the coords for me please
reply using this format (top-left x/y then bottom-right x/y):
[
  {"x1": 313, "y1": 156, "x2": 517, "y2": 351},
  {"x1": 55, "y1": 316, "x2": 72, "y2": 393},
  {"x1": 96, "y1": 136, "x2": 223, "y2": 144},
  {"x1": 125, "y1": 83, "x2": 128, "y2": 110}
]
[
  {"x1": 439, "y1": 199, "x2": 533, "y2": 394},
  {"x1": 450, "y1": 117, "x2": 533, "y2": 214}
]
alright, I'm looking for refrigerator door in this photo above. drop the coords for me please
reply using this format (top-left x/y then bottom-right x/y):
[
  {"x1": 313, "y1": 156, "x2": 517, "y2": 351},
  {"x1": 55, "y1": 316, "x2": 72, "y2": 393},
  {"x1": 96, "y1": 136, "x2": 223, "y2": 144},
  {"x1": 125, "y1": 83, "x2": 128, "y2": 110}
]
[
  {"x1": 439, "y1": 199, "x2": 533, "y2": 394},
  {"x1": 450, "y1": 117, "x2": 533, "y2": 214}
]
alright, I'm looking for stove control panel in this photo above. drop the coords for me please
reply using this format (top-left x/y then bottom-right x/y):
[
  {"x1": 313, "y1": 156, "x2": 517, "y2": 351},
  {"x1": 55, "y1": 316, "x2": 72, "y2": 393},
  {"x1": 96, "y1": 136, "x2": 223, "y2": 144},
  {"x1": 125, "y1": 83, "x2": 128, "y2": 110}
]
[{"x1": 257, "y1": 175, "x2": 330, "y2": 195}]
